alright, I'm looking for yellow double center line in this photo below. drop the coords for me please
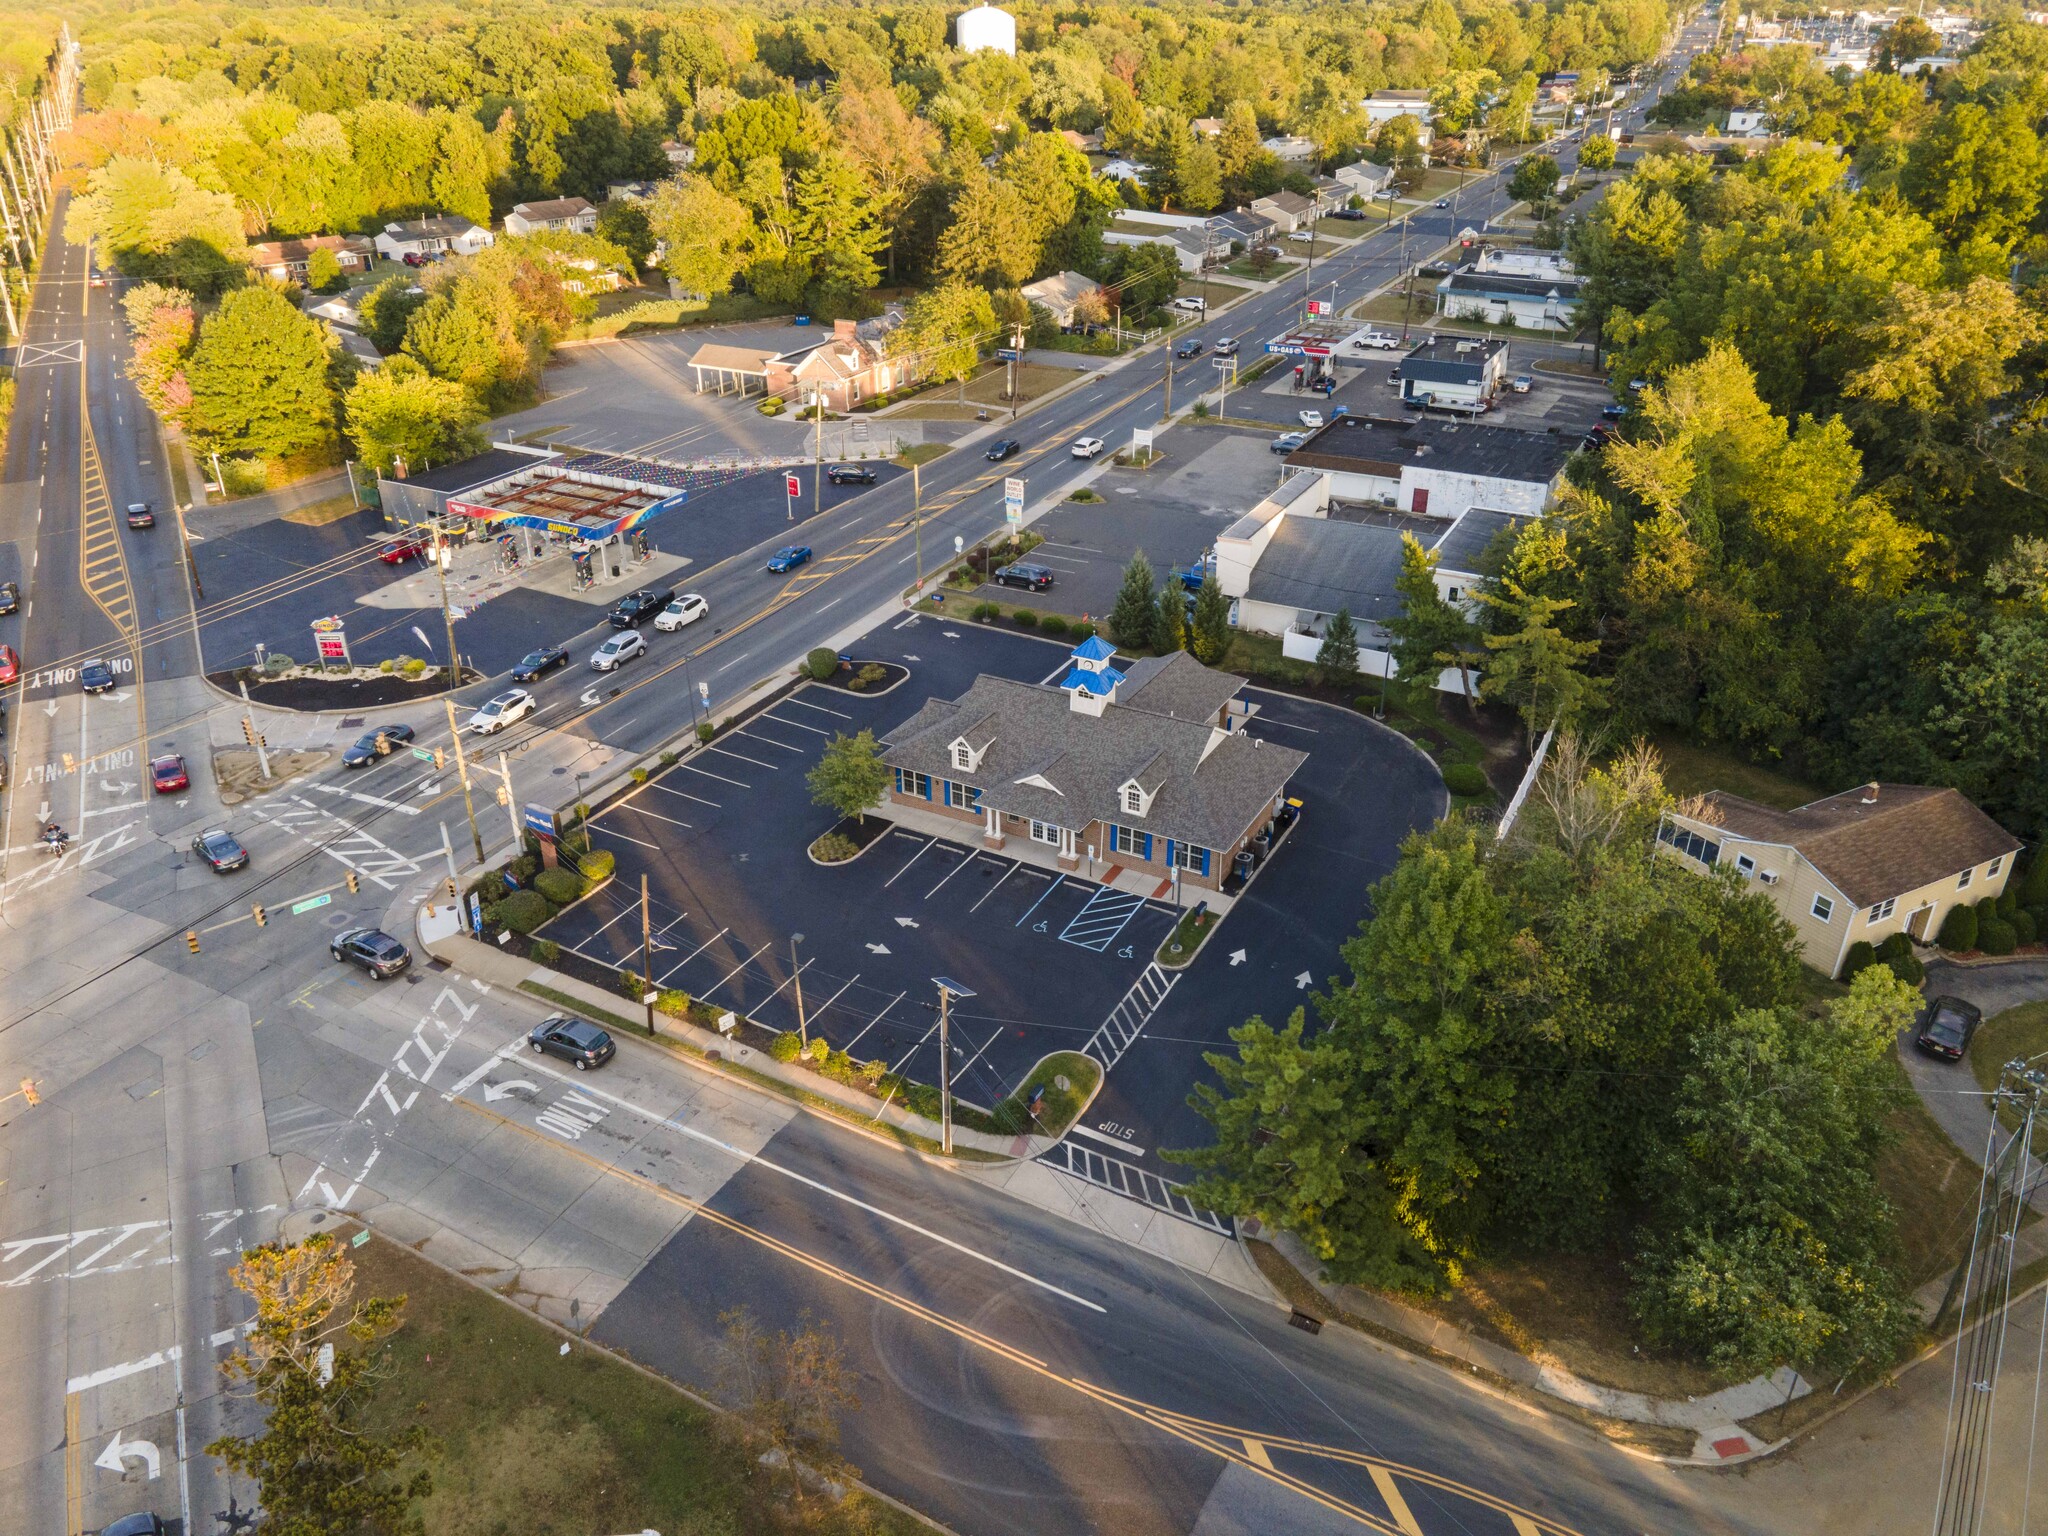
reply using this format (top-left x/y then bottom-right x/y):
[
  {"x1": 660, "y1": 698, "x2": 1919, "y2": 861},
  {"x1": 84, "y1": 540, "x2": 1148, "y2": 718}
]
[{"x1": 452, "y1": 1094, "x2": 1582, "y2": 1536}]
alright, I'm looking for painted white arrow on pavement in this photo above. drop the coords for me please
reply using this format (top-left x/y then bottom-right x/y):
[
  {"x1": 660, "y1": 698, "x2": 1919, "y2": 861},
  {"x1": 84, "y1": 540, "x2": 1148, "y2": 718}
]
[
  {"x1": 1229, "y1": 949, "x2": 1247, "y2": 966},
  {"x1": 1296, "y1": 971, "x2": 1313, "y2": 989},
  {"x1": 111, "y1": 691, "x2": 131, "y2": 702},
  {"x1": 41, "y1": 699, "x2": 57, "y2": 717},
  {"x1": 865, "y1": 943, "x2": 891, "y2": 955},
  {"x1": 579, "y1": 689, "x2": 602, "y2": 707},
  {"x1": 894, "y1": 917, "x2": 919, "y2": 928},
  {"x1": 94, "y1": 1434, "x2": 161, "y2": 1480},
  {"x1": 903, "y1": 654, "x2": 921, "y2": 661},
  {"x1": 483, "y1": 1080, "x2": 537, "y2": 1102}
]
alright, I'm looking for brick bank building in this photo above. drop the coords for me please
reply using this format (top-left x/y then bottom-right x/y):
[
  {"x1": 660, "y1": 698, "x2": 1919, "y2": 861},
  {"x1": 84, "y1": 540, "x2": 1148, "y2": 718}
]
[{"x1": 880, "y1": 639, "x2": 1306, "y2": 891}]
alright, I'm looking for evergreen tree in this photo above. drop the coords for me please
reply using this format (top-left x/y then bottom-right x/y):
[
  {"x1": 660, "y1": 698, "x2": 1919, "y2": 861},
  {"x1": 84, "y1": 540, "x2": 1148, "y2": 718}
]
[
  {"x1": 1155, "y1": 582, "x2": 1187, "y2": 654},
  {"x1": 1315, "y1": 607, "x2": 1360, "y2": 689},
  {"x1": 1478, "y1": 580, "x2": 1605, "y2": 735},
  {"x1": 1110, "y1": 550, "x2": 1157, "y2": 650},
  {"x1": 1383, "y1": 534, "x2": 1482, "y2": 701},
  {"x1": 1191, "y1": 573, "x2": 1232, "y2": 664},
  {"x1": 184, "y1": 287, "x2": 339, "y2": 460}
]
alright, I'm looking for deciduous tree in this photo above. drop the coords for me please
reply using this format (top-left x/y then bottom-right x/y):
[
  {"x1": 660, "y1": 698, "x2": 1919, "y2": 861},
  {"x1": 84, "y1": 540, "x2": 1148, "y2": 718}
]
[
  {"x1": 184, "y1": 287, "x2": 339, "y2": 460},
  {"x1": 344, "y1": 358, "x2": 485, "y2": 475},
  {"x1": 807, "y1": 729, "x2": 890, "y2": 825}
]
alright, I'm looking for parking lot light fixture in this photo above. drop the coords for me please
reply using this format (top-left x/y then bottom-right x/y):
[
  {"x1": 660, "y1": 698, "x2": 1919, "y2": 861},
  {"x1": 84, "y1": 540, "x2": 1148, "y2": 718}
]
[{"x1": 792, "y1": 934, "x2": 808, "y2": 1046}]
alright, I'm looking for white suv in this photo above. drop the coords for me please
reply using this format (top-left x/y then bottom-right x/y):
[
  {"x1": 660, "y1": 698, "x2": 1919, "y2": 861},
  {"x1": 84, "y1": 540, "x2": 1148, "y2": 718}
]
[
  {"x1": 1070, "y1": 437, "x2": 1106, "y2": 459},
  {"x1": 467, "y1": 688, "x2": 536, "y2": 734},
  {"x1": 654, "y1": 593, "x2": 709, "y2": 631}
]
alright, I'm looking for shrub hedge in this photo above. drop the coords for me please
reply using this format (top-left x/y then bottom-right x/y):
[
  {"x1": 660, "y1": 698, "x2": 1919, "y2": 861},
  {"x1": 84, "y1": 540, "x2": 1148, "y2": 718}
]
[
  {"x1": 1441, "y1": 763, "x2": 1489, "y2": 797},
  {"x1": 1939, "y1": 903, "x2": 1980, "y2": 950},
  {"x1": 805, "y1": 647, "x2": 838, "y2": 680},
  {"x1": 534, "y1": 867, "x2": 584, "y2": 905},
  {"x1": 495, "y1": 890, "x2": 552, "y2": 934},
  {"x1": 1981, "y1": 916, "x2": 2019, "y2": 956}
]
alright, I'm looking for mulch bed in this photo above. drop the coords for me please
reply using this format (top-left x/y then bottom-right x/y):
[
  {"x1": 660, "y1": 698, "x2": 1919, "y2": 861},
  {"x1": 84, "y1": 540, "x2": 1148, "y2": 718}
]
[
  {"x1": 211, "y1": 667, "x2": 482, "y2": 711},
  {"x1": 813, "y1": 814, "x2": 892, "y2": 860},
  {"x1": 815, "y1": 659, "x2": 911, "y2": 696}
]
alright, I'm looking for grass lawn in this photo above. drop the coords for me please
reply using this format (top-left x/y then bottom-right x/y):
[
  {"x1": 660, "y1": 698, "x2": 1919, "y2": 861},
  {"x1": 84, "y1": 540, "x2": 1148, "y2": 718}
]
[
  {"x1": 1969, "y1": 1000, "x2": 2048, "y2": 1143},
  {"x1": 1649, "y1": 733, "x2": 1823, "y2": 810},
  {"x1": 892, "y1": 442, "x2": 951, "y2": 467},
  {"x1": 348, "y1": 1232, "x2": 929, "y2": 1536},
  {"x1": 1881, "y1": 1055, "x2": 1996, "y2": 1288},
  {"x1": 1035, "y1": 330, "x2": 1125, "y2": 357},
  {"x1": 280, "y1": 492, "x2": 364, "y2": 527},
  {"x1": 1220, "y1": 256, "x2": 1300, "y2": 281},
  {"x1": 1179, "y1": 275, "x2": 1248, "y2": 305},
  {"x1": 1348, "y1": 291, "x2": 1436, "y2": 332},
  {"x1": 960, "y1": 359, "x2": 1082, "y2": 406},
  {"x1": 1310, "y1": 217, "x2": 1368, "y2": 240}
]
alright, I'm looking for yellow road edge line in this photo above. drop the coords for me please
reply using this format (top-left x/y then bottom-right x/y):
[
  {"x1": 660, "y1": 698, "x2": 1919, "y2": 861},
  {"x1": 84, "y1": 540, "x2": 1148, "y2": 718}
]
[{"x1": 65, "y1": 1391, "x2": 81, "y2": 1536}]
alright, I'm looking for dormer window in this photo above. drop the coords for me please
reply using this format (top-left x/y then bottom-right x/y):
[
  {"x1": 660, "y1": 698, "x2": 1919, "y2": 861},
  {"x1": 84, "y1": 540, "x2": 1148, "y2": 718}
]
[
  {"x1": 1120, "y1": 781, "x2": 1151, "y2": 817},
  {"x1": 949, "y1": 736, "x2": 989, "y2": 773}
]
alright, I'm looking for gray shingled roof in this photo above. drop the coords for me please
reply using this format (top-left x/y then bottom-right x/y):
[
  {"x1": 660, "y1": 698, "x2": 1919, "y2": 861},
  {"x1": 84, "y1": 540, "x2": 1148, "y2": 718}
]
[
  {"x1": 1438, "y1": 270, "x2": 1586, "y2": 300},
  {"x1": 881, "y1": 672, "x2": 1305, "y2": 852},
  {"x1": 1245, "y1": 516, "x2": 1409, "y2": 617},
  {"x1": 1119, "y1": 652, "x2": 1247, "y2": 723},
  {"x1": 1430, "y1": 508, "x2": 1521, "y2": 574}
]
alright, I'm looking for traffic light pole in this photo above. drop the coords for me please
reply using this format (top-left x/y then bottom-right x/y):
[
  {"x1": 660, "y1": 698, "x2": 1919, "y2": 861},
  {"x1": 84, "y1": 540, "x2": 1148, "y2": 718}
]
[{"x1": 432, "y1": 533, "x2": 486, "y2": 866}]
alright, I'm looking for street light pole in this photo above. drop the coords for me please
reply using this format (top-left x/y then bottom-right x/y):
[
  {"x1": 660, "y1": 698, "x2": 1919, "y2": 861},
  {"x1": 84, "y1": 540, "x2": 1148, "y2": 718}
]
[
  {"x1": 931, "y1": 976, "x2": 976, "y2": 1155},
  {"x1": 431, "y1": 534, "x2": 485, "y2": 865},
  {"x1": 792, "y1": 934, "x2": 809, "y2": 1047},
  {"x1": 912, "y1": 462, "x2": 923, "y2": 590}
]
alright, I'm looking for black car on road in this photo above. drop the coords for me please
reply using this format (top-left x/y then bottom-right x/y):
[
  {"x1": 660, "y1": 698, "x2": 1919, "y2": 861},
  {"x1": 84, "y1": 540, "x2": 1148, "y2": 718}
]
[
  {"x1": 529, "y1": 1015, "x2": 617, "y2": 1071},
  {"x1": 608, "y1": 588, "x2": 675, "y2": 628},
  {"x1": 125, "y1": 502, "x2": 156, "y2": 529},
  {"x1": 340, "y1": 722, "x2": 415, "y2": 768},
  {"x1": 994, "y1": 562, "x2": 1054, "y2": 591},
  {"x1": 331, "y1": 927, "x2": 413, "y2": 979},
  {"x1": 1913, "y1": 995, "x2": 1983, "y2": 1061},
  {"x1": 827, "y1": 464, "x2": 876, "y2": 485},
  {"x1": 512, "y1": 645, "x2": 568, "y2": 682},
  {"x1": 0, "y1": 580, "x2": 16, "y2": 614},
  {"x1": 985, "y1": 439, "x2": 1020, "y2": 462},
  {"x1": 1175, "y1": 340, "x2": 1204, "y2": 359},
  {"x1": 80, "y1": 658, "x2": 117, "y2": 694}
]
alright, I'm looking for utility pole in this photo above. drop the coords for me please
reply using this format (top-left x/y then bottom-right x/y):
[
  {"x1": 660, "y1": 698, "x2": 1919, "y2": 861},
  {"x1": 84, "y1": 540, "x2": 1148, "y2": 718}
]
[
  {"x1": 431, "y1": 532, "x2": 485, "y2": 864},
  {"x1": 641, "y1": 875, "x2": 656, "y2": 1036},
  {"x1": 811, "y1": 388, "x2": 824, "y2": 518},
  {"x1": 1161, "y1": 339, "x2": 1173, "y2": 424},
  {"x1": 236, "y1": 680, "x2": 272, "y2": 781},
  {"x1": 172, "y1": 500, "x2": 204, "y2": 601},
  {"x1": 912, "y1": 462, "x2": 923, "y2": 590},
  {"x1": 791, "y1": 933, "x2": 809, "y2": 1046},
  {"x1": 931, "y1": 976, "x2": 975, "y2": 1155},
  {"x1": 499, "y1": 749, "x2": 519, "y2": 844}
]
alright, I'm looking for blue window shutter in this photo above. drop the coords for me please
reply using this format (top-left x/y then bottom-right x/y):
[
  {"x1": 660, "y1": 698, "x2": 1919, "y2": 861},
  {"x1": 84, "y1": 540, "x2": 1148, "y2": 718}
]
[
  {"x1": 1199, "y1": 847, "x2": 1211, "y2": 877},
  {"x1": 924, "y1": 775, "x2": 933, "y2": 801},
  {"x1": 1166, "y1": 840, "x2": 1175, "y2": 869},
  {"x1": 1141, "y1": 832, "x2": 1153, "y2": 860},
  {"x1": 943, "y1": 781, "x2": 953, "y2": 808},
  {"x1": 894, "y1": 768, "x2": 904, "y2": 794}
]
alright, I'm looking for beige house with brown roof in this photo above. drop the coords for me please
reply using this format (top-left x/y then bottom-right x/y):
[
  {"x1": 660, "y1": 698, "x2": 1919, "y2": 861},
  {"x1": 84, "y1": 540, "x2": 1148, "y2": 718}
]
[{"x1": 1657, "y1": 783, "x2": 2021, "y2": 976}]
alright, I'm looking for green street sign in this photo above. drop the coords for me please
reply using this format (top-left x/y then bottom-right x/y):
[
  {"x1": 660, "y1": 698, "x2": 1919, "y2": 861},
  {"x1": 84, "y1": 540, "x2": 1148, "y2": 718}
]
[
  {"x1": 291, "y1": 893, "x2": 333, "y2": 915},
  {"x1": 411, "y1": 746, "x2": 436, "y2": 762}
]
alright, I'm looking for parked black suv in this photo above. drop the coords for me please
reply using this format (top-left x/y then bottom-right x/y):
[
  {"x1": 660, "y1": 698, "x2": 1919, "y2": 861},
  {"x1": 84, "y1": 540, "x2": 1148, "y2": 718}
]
[
  {"x1": 608, "y1": 587, "x2": 676, "y2": 627},
  {"x1": 827, "y1": 464, "x2": 876, "y2": 485},
  {"x1": 993, "y1": 562, "x2": 1054, "y2": 591}
]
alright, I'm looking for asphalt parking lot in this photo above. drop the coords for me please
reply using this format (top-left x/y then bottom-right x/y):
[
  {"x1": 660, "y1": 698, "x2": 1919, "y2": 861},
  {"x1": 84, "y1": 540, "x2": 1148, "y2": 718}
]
[
  {"x1": 538, "y1": 612, "x2": 1447, "y2": 1164},
  {"x1": 189, "y1": 464, "x2": 901, "y2": 675},
  {"x1": 537, "y1": 617, "x2": 1184, "y2": 1109},
  {"x1": 974, "y1": 432, "x2": 1282, "y2": 621}
]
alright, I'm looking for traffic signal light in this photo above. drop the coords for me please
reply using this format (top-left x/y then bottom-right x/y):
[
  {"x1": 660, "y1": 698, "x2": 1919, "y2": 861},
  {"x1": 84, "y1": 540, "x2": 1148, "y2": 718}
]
[
  {"x1": 20, "y1": 1078, "x2": 39, "y2": 1107},
  {"x1": 185, "y1": 930, "x2": 200, "y2": 953},
  {"x1": 375, "y1": 732, "x2": 389, "y2": 754},
  {"x1": 241, "y1": 718, "x2": 256, "y2": 747},
  {"x1": 345, "y1": 869, "x2": 359, "y2": 894},
  {"x1": 445, "y1": 878, "x2": 459, "y2": 901},
  {"x1": 433, "y1": 747, "x2": 446, "y2": 770},
  {"x1": 251, "y1": 903, "x2": 266, "y2": 927}
]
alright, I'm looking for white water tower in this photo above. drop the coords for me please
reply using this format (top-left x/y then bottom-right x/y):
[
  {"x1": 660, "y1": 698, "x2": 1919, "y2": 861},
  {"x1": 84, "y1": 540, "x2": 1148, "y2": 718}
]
[{"x1": 956, "y1": 2, "x2": 1016, "y2": 55}]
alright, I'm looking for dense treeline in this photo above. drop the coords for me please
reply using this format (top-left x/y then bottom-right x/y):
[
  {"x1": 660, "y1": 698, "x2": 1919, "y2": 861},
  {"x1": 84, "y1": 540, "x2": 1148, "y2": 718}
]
[{"x1": 55, "y1": 0, "x2": 1671, "y2": 307}]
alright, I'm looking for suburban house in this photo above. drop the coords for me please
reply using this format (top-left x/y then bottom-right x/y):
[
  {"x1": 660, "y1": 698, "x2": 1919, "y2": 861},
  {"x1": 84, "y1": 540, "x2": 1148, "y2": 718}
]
[
  {"x1": 1251, "y1": 189, "x2": 1318, "y2": 232},
  {"x1": 1364, "y1": 90, "x2": 1435, "y2": 127},
  {"x1": 246, "y1": 234, "x2": 374, "y2": 284},
  {"x1": 1059, "y1": 128, "x2": 1103, "y2": 153},
  {"x1": 504, "y1": 197, "x2": 599, "y2": 237},
  {"x1": 1395, "y1": 334, "x2": 1511, "y2": 412},
  {"x1": 372, "y1": 216, "x2": 494, "y2": 262},
  {"x1": 1102, "y1": 213, "x2": 1217, "y2": 273},
  {"x1": 1537, "y1": 70, "x2": 1581, "y2": 102},
  {"x1": 1657, "y1": 785, "x2": 2021, "y2": 976},
  {"x1": 1334, "y1": 160, "x2": 1397, "y2": 200},
  {"x1": 1213, "y1": 425, "x2": 1563, "y2": 685},
  {"x1": 880, "y1": 639, "x2": 1306, "y2": 892},
  {"x1": 1262, "y1": 134, "x2": 1320, "y2": 162},
  {"x1": 1435, "y1": 248, "x2": 1585, "y2": 332},
  {"x1": 606, "y1": 180, "x2": 659, "y2": 202},
  {"x1": 661, "y1": 140, "x2": 695, "y2": 167},
  {"x1": 1725, "y1": 109, "x2": 1772, "y2": 135},
  {"x1": 1099, "y1": 158, "x2": 1151, "y2": 183},
  {"x1": 1190, "y1": 117, "x2": 1226, "y2": 139},
  {"x1": 685, "y1": 312, "x2": 918, "y2": 409},
  {"x1": 1021, "y1": 270, "x2": 1104, "y2": 327},
  {"x1": 1210, "y1": 208, "x2": 1277, "y2": 249}
]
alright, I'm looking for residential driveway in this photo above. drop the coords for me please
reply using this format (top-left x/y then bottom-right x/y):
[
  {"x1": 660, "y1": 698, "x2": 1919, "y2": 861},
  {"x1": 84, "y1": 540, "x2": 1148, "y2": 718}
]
[{"x1": 1903, "y1": 958, "x2": 2048, "y2": 1178}]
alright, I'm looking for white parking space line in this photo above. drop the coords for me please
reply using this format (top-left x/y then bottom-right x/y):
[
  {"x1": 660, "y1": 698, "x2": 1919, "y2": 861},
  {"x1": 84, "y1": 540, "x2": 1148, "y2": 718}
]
[
  {"x1": 586, "y1": 897, "x2": 646, "y2": 943},
  {"x1": 1015, "y1": 873, "x2": 1068, "y2": 927},
  {"x1": 701, "y1": 939, "x2": 774, "y2": 1001},
  {"x1": 760, "y1": 956, "x2": 814, "y2": 1005},
  {"x1": 843, "y1": 990, "x2": 905, "y2": 1054},
  {"x1": 679, "y1": 762, "x2": 753, "y2": 789},
  {"x1": 611, "y1": 801, "x2": 693, "y2": 830},
  {"x1": 924, "y1": 848, "x2": 982, "y2": 900},
  {"x1": 594, "y1": 827, "x2": 660, "y2": 850},
  {"x1": 731, "y1": 731, "x2": 804, "y2": 754},
  {"x1": 882, "y1": 836, "x2": 938, "y2": 888},
  {"x1": 951, "y1": 1023, "x2": 1007, "y2": 1087},
  {"x1": 708, "y1": 746, "x2": 779, "y2": 771},
  {"x1": 809, "y1": 972, "x2": 861, "y2": 1026},
  {"x1": 760, "y1": 713, "x2": 831, "y2": 736},
  {"x1": 787, "y1": 697, "x2": 852, "y2": 720},
  {"x1": 968, "y1": 858, "x2": 1022, "y2": 912},
  {"x1": 654, "y1": 781, "x2": 722, "y2": 808}
]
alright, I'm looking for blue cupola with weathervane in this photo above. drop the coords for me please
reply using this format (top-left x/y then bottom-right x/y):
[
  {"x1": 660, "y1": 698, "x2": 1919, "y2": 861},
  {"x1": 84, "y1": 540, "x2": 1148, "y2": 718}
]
[{"x1": 1061, "y1": 634, "x2": 1124, "y2": 716}]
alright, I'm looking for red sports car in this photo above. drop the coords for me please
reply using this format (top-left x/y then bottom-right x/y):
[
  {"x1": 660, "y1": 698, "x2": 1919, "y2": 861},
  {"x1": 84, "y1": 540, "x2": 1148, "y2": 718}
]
[
  {"x1": 0, "y1": 644, "x2": 17, "y2": 685},
  {"x1": 380, "y1": 535, "x2": 430, "y2": 563},
  {"x1": 150, "y1": 754, "x2": 189, "y2": 793}
]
